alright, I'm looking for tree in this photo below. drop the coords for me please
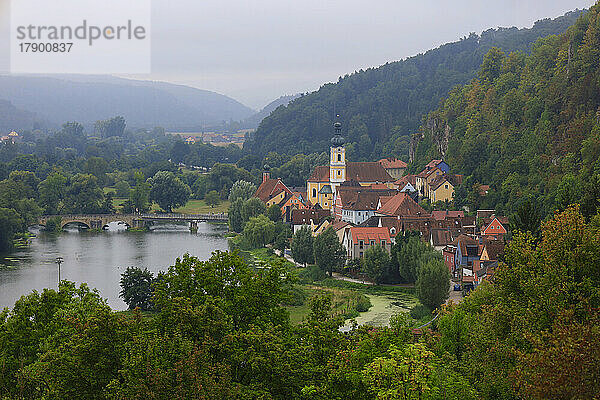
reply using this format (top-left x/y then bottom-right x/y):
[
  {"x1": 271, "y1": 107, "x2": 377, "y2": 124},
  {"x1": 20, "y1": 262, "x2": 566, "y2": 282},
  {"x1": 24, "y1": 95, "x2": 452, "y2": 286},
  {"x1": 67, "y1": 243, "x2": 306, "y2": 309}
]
[
  {"x1": 243, "y1": 215, "x2": 276, "y2": 248},
  {"x1": 266, "y1": 204, "x2": 282, "y2": 222},
  {"x1": 119, "y1": 267, "x2": 155, "y2": 311},
  {"x1": 509, "y1": 197, "x2": 542, "y2": 237},
  {"x1": 0, "y1": 208, "x2": 23, "y2": 252},
  {"x1": 363, "y1": 245, "x2": 392, "y2": 284},
  {"x1": 416, "y1": 259, "x2": 450, "y2": 310},
  {"x1": 95, "y1": 116, "x2": 126, "y2": 137},
  {"x1": 229, "y1": 180, "x2": 257, "y2": 203},
  {"x1": 205, "y1": 190, "x2": 221, "y2": 208},
  {"x1": 393, "y1": 235, "x2": 432, "y2": 283},
  {"x1": 129, "y1": 172, "x2": 150, "y2": 213},
  {"x1": 64, "y1": 174, "x2": 105, "y2": 214},
  {"x1": 228, "y1": 198, "x2": 244, "y2": 233},
  {"x1": 149, "y1": 171, "x2": 191, "y2": 212},
  {"x1": 274, "y1": 225, "x2": 291, "y2": 254},
  {"x1": 115, "y1": 180, "x2": 131, "y2": 198},
  {"x1": 291, "y1": 226, "x2": 314, "y2": 266},
  {"x1": 39, "y1": 172, "x2": 67, "y2": 215},
  {"x1": 241, "y1": 197, "x2": 266, "y2": 223},
  {"x1": 313, "y1": 227, "x2": 345, "y2": 277}
]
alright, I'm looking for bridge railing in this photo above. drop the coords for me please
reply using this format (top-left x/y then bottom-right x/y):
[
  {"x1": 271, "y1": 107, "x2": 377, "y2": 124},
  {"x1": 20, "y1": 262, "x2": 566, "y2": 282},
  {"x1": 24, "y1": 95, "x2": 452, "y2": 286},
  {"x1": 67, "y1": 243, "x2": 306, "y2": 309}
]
[{"x1": 39, "y1": 213, "x2": 228, "y2": 221}]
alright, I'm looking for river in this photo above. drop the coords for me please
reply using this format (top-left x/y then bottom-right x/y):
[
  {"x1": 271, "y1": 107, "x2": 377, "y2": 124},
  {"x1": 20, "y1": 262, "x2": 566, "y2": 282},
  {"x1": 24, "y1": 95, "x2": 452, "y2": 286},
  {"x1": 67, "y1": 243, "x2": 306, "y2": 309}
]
[{"x1": 0, "y1": 222, "x2": 229, "y2": 310}]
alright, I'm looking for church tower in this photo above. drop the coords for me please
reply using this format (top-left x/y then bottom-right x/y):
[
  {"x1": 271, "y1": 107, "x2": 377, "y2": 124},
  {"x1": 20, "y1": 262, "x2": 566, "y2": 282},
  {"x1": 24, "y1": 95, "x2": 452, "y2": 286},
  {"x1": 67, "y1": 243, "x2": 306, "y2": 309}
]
[{"x1": 330, "y1": 116, "x2": 346, "y2": 193}]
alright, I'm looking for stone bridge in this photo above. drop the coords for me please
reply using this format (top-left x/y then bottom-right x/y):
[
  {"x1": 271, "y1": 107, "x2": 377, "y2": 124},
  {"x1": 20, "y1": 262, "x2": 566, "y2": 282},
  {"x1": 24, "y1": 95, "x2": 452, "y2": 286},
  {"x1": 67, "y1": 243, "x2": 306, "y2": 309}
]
[{"x1": 37, "y1": 213, "x2": 228, "y2": 231}]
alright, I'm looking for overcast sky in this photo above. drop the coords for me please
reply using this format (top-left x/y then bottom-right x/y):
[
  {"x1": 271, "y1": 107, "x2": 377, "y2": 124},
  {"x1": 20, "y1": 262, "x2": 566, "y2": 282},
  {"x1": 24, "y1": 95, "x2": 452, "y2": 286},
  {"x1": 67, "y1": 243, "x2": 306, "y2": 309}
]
[{"x1": 127, "y1": 0, "x2": 595, "y2": 109}]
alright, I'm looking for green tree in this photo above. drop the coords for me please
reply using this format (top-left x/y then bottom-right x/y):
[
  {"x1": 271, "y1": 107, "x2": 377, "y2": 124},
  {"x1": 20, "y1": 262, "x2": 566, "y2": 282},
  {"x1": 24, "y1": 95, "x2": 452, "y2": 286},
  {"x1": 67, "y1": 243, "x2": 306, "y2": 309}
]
[
  {"x1": 114, "y1": 180, "x2": 131, "y2": 198},
  {"x1": 509, "y1": 197, "x2": 542, "y2": 237},
  {"x1": 64, "y1": 174, "x2": 105, "y2": 214},
  {"x1": 313, "y1": 227, "x2": 345, "y2": 277},
  {"x1": 148, "y1": 171, "x2": 191, "y2": 212},
  {"x1": 241, "y1": 197, "x2": 266, "y2": 223},
  {"x1": 205, "y1": 190, "x2": 221, "y2": 208},
  {"x1": 266, "y1": 204, "x2": 282, "y2": 222},
  {"x1": 0, "y1": 207, "x2": 23, "y2": 252},
  {"x1": 38, "y1": 172, "x2": 67, "y2": 215},
  {"x1": 129, "y1": 172, "x2": 150, "y2": 213},
  {"x1": 363, "y1": 245, "x2": 392, "y2": 284},
  {"x1": 228, "y1": 198, "x2": 244, "y2": 233},
  {"x1": 229, "y1": 180, "x2": 257, "y2": 203},
  {"x1": 416, "y1": 258, "x2": 450, "y2": 310},
  {"x1": 119, "y1": 267, "x2": 155, "y2": 311},
  {"x1": 291, "y1": 226, "x2": 314, "y2": 266},
  {"x1": 242, "y1": 215, "x2": 276, "y2": 248},
  {"x1": 479, "y1": 47, "x2": 505, "y2": 82},
  {"x1": 95, "y1": 116, "x2": 126, "y2": 137}
]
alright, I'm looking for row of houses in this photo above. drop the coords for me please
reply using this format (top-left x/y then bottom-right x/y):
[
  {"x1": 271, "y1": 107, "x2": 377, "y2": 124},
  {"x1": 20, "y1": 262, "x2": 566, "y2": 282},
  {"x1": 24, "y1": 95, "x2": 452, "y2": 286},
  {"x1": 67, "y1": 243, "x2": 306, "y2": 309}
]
[{"x1": 251, "y1": 119, "x2": 507, "y2": 284}]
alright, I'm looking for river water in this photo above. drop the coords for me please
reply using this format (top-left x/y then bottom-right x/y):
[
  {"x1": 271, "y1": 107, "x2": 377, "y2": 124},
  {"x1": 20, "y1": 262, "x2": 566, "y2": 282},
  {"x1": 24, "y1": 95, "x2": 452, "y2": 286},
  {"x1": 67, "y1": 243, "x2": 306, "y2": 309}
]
[{"x1": 0, "y1": 222, "x2": 229, "y2": 310}]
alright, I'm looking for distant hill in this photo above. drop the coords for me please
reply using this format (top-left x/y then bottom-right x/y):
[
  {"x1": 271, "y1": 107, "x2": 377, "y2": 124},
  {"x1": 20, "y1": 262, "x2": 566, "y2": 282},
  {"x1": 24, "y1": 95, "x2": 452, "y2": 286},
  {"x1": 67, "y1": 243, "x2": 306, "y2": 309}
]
[
  {"x1": 243, "y1": 94, "x2": 301, "y2": 128},
  {"x1": 0, "y1": 100, "x2": 43, "y2": 132},
  {"x1": 245, "y1": 9, "x2": 586, "y2": 159},
  {"x1": 0, "y1": 75, "x2": 255, "y2": 130}
]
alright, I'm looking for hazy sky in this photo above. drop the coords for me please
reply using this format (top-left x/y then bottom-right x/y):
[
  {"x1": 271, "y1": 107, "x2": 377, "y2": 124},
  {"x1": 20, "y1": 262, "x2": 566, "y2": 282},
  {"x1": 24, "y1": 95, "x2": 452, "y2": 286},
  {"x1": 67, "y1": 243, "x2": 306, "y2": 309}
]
[{"x1": 127, "y1": 0, "x2": 595, "y2": 109}]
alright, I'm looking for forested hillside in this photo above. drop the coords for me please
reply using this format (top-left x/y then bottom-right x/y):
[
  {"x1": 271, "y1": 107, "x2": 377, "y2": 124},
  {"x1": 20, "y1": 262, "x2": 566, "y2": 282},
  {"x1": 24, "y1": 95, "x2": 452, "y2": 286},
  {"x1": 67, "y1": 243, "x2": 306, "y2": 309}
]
[
  {"x1": 245, "y1": 10, "x2": 584, "y2": 159},
  {"x1": 412, "y1": 4, "x2": 600, "y2": 218}
]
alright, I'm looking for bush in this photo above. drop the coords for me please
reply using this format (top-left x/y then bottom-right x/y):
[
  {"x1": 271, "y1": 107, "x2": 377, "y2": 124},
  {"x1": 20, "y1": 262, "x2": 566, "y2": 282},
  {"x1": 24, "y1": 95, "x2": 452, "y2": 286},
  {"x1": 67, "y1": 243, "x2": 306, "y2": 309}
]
[
  {"x1": 283, "y1": 286, "x2": 308, "y2": 306},
  {"x1": 297, "y1": 265, "x2": 328, "y2": 284},
  {"x1": 44, "y1": 216, "x2": 62, "y2": 232},
  {"x1": 355, "y1": 294, "x2": 372, "y2": 312},
  {"x1": 410, "y1": 304, "x2": 432, "y2": 320}
]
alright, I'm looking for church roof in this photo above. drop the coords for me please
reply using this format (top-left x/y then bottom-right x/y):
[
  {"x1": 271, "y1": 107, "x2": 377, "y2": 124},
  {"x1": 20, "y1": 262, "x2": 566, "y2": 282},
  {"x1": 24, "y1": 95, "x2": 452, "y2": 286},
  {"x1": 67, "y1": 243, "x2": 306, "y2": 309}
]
[{"x1": 307, "y1": 165, "x2": 330, "y2": 182}]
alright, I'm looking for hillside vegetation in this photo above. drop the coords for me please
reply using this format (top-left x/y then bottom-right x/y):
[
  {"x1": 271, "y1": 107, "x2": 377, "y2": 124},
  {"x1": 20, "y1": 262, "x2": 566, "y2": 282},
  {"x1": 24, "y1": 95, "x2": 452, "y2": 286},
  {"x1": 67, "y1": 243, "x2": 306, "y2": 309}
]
[
  {"x1": 413, "y1": 4, "x2": 600, "y2": 218},
  {"x1": 245, "y1": 10, "x2": 584, "y2": 159}
]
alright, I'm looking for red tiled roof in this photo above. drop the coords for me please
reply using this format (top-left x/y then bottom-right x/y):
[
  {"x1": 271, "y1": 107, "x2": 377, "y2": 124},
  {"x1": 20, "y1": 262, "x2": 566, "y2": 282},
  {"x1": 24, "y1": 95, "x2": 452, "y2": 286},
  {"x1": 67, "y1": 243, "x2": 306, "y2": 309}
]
[
  {"x1": 291, "y1": 208, "x2": 330, "y2": 225},
  {"x1": 453, "y1": 234, "x2": 478, "y2": 256},
  {"x1": 431, "y1": 210, "x2": 464, "y2": 221},
  {"x1": 483, "y1": 240, "x2": 505, "y2": 261},
  {"x1": 379, "y1": 158, "x2": 408, "y2": 169},
  {"x1": 377, "y1": 192, "x2": 427, "y2": 217},
  {"x1": 331, "y1": 221, "x2": 351, "y2": 231},
  {"x1": 308, "y1": 162, "x2": 393, "y2": 183},
  {"x1": 430, "y1": 229, "x2": 454, "y2": 247},
  {"x1": 350, "y1": 227, "x2": 391, "y2": 243},
  {"x1": 395, "y1": 174, "x2": 417, "y2": 186},
  {"x1": 254, "y1": 179, "x2": 282, "y2": 202},
  {"x1": 425, "y1": 159, "x2": 443, "y2": 169}
]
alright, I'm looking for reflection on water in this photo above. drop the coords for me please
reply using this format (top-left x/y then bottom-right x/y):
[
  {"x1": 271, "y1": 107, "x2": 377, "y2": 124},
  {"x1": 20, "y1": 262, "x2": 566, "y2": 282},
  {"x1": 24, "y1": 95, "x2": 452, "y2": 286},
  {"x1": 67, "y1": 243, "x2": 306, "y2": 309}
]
[{"x1": 0, "y1": 222, "x2": 228, "y2": 310}]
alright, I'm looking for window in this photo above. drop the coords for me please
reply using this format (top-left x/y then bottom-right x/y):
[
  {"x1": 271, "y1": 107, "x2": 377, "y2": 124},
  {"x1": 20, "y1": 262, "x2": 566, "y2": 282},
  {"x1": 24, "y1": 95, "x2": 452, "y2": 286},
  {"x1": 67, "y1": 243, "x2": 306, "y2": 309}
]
[
  {"x1": 370, "y1": 240, "x2": 375, "y2": 246},
  {"x1": 312, "y1": 188, "x2": 316, "y2": 197},
  {"x1": 381, "y1": 240, "x2": 386, "y2": 246},
  {"x1": 337, "y1": 154, "x2": 341, "y2": 162},
  {"x1": 445, "y1": 184, "x2": 448, "y2": 189},
  {"x1": 337, "y1": 170, "x2": 341, "y2": 175},
  {"x1": 359, "y1": 240, "x2": 364, "y2": 249}
]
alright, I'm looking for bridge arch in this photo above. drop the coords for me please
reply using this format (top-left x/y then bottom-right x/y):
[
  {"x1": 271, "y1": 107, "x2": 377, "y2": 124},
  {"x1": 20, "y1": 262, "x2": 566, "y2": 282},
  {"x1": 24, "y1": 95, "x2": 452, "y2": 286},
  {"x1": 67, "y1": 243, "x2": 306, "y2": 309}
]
[{"x1": 61, "y1": 220, "x2": 92, "y2": 229}]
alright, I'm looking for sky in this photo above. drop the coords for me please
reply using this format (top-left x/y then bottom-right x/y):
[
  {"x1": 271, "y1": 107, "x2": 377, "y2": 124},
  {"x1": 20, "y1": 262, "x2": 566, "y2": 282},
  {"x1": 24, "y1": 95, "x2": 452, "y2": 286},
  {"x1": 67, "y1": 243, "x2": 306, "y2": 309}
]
[{"x1": 126, "y1": 0, "x2": 593, "y2": 109}]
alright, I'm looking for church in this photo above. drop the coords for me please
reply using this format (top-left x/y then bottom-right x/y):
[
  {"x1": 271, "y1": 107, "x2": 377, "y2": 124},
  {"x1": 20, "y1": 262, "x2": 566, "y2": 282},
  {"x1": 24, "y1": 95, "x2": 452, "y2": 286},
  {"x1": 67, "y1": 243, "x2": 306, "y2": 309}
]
[{"x1": 307, "y1": 119, "x2": 395, "y2": 210}]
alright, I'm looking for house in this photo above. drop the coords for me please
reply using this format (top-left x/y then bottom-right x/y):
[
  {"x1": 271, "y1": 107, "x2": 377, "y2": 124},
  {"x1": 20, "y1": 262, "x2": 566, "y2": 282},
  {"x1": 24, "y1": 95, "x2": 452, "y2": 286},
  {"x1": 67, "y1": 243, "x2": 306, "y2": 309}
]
[
  {"x1": 378, "y1": 158, "x2": 407, "y2": 179},
  {"x1": 452, "y1": 234, "x2": 479, "y2": 277},
  {"x1": 429, "y1": 229, "x2": 454, "y2": 252},
  {"x1": 291, "y1": 208, "x2": 331, "y2": 233},
  {"x1": 307, "y1": 120, "x2": 394, "y2": 210},
  {"x1": 481, "y1": 216, "x2": 508, "y2": 239},
  {"x1": 414, "y1": 160, "x2": 452, "y2": 198},
  {"x1": 376, "y1": 192, "x2": 427, "y2": 217},
  {"x1": 330, "y1": 220, "x2": 351, "y2": 243},
  {"x1": 254, "y1": 167, "x2": 293, "y2": 203},
  {"x1": 184, "y1": 137, "x2": 196, "y2": 144},
  {"x1": 343, "y1": 227, "x2": 392, "y2": 259},
  {"x1": 335, "y1": 186, "x2": 397, "y2": 225},
  {"x1": 443, "y1": 245, "x2": 456, "y2": 274}
]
